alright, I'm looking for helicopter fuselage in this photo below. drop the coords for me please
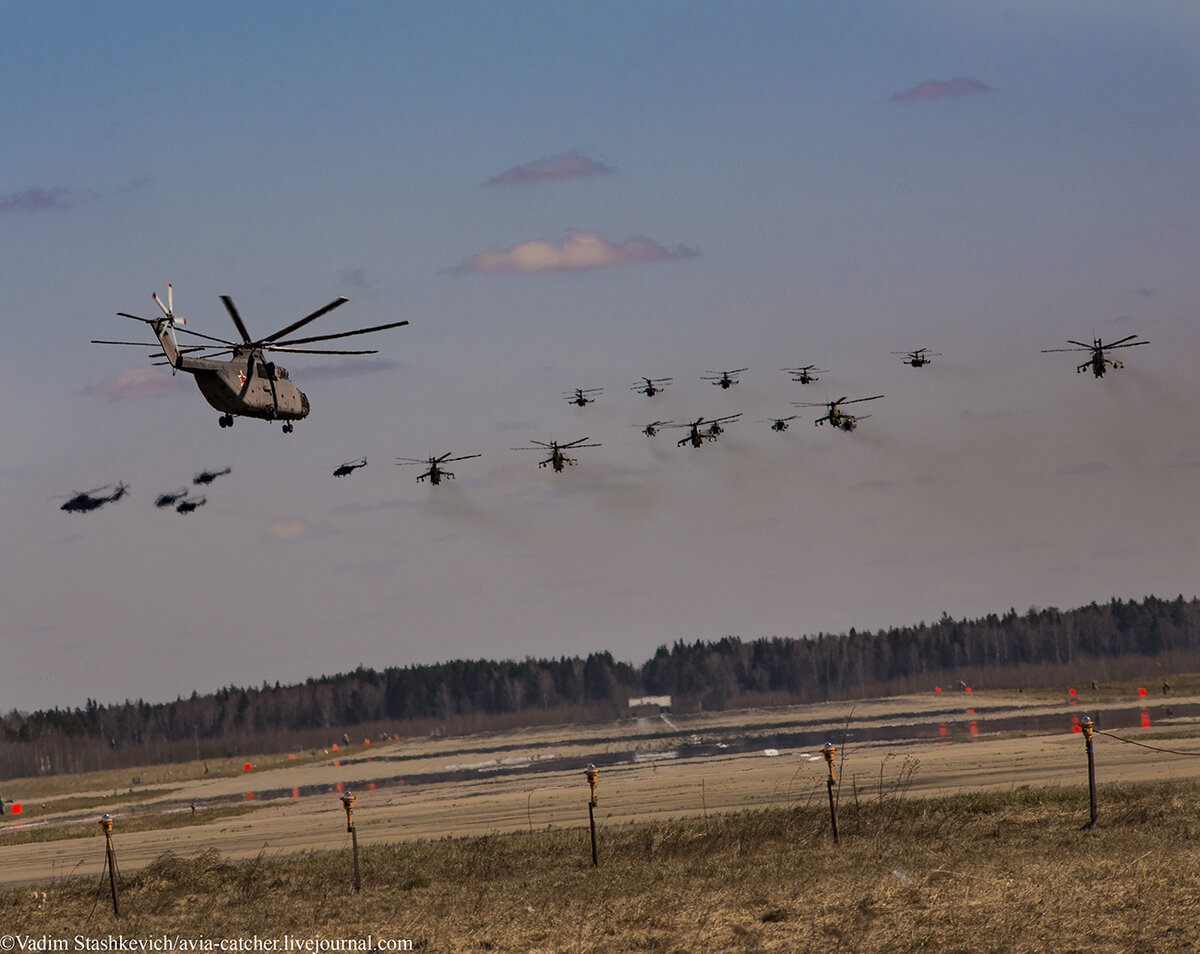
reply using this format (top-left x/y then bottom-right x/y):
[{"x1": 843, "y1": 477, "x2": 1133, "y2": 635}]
[{"x1": 174, "y1": 352, "x2": 309, "y2": 422}]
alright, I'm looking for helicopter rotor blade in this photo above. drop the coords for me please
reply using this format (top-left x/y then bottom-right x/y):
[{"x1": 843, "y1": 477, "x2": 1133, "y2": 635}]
[
  {"x1": 174, "y1": 326, "x2": 239, "y2": 345},
  {"x1": 263, "y1": 346, "x2": 380, "y2": 355},
  {"x1": 263, "y1": 297, "x2": 350, "y2": 343},
  {"x1": 265, "y1": 318, "x2": 409, "y2": 348},
  {"x1": 92, "y1": 339, "x2": 154, "y2": 346},
  {"x1": 220, "y1": 296, "x2": 254, "y2": 344},
  {"x1": 843, "y1": 394, "x2": 884, "y2": 405}
]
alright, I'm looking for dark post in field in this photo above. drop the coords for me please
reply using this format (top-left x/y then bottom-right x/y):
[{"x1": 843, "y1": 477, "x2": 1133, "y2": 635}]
[
  {"x1": 1080, "y1": 717, "x2": 1098, "y2": 828},
  {"x1": 99, "y1": 814, "x2": 120, "y2": 917},
  {"x1": 822, "y1": 743, "x2": 839, "y2": 844},
  {"x1": 341, "y1": 791, "x2": 361, "y2": 891},
  {"x1": 585, "y1": 764, "x2": 599, "y2": 867}
]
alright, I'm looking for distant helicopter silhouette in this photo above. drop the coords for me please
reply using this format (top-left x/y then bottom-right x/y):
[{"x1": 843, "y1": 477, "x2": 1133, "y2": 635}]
[
  {"x1": 58, "y1": 483, "x2": 128, "y2": 513},
  {"x1": 673, "y1": 414, "x2": 742, "y2": 447},
  {"x1": 757, "y1": 415, "x2": 799, "y2": 432},
  {"x1": 397, "y1": 452, "x2": 481, "y2": 484},
  {"x1": 893, "y1": 348, "x2": 941, "y2": 368},
  {"x1": 154, "y1": 488, "x2": 190, "y2": 508},
  {"x1": 193, "y1": 467, "x2": 231, "y2": 486},
  {"x1": 564, "y1": 387, "x2": 603, "y2": 407},
  {"x1": 701, "y1": 368, "x2": 746, "y2": 389},
  {"x1": 635, "y1": 420, "x2": 675, "y2": 437},
  {"x1": 781, "y1": 365, "x2": 826, "y2": 384},
  {"x1": 512, "y1": 438, "x2": 600, "y2": 472},
  {"x1": 333, "y1": 458, "x2": 368, "y2": 478},
  {"x1": 1041, "y1": 335, "x2": 1149, "y2": 377},
  {"x1": 631, "y1": 377, "x2": 672, "y2": 397},
  {"x1": 794, "y1": 395, "x2": 883, "y2": 432}
]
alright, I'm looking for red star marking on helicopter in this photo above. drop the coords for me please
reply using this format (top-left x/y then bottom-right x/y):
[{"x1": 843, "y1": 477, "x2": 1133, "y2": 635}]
[{"x1": 238, "y1": 370, "x2": 246, "y2": 386}]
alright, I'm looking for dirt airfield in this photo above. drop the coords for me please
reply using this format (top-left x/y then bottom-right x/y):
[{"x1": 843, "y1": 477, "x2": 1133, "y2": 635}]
[{"x1": 4, "y1": 687, "x2": 1200, "y2": 887}]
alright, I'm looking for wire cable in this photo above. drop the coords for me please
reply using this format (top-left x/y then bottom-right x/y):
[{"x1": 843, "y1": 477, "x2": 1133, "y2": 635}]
[{"x1": 1095, "y1": 728, "x2": 1200, "y2": 757}]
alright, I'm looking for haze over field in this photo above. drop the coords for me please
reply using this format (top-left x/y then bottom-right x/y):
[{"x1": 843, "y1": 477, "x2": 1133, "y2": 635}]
[{"x1": 3, "y1": 1, "x2": 1200, "y2": 713}]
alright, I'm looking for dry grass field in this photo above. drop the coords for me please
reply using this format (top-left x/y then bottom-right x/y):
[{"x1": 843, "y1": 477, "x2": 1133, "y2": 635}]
[
  {"x1": 5, "y1": 685, "x2": 1200, "y2": 950},
  {"x1": 5, "y1": 785, "x2": 1200, "y2": 952}
]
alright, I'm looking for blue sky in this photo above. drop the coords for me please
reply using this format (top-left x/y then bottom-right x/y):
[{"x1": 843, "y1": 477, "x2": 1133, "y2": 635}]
[{"x1": 4, "y1": 1, "x2": 1200, "y2": 713}]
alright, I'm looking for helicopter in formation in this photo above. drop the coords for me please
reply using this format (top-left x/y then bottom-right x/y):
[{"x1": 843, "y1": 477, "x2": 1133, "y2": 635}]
[
  {"x1": 94, "y1": 284, "x2": 409, "y2": 432},
  {"x1": 174, "y1": 495, "x2": 206, "y2": 514},
  {"x1": 794, "y1": 395, "x2": 883, "y2": 432},
  {"x1": 702, "y1": 368, "x2": 746, "y2": 389},
  {"x1": 58, "y1": 483, "x2": 128, "y2": 514},
  {"x1": 397, "y1": 452, "x2": 482, "y2": 484},
  {"x1": 894, "y1": 348, "x2": 941, "y2": 368},
  {"x1": 564, "y1": 387, "x2": 603, "y2": 407},
  {"x1": 333, "y1": 458, "x2": 368, "y2": 478},
  {"x1": 674, "y1": 414, "x2": 742, "y2": 447},
  {"x1": 782, "y1": 365, "x2": 825, "y2": 384},
  {"x1": 193, "y1": 466, "x2": 231, "y2": 486},
  {"x1": 631, "y1": 377, "x2": 672, "y2": 397},
  {"x1": 513, "y1": 438, "x2": 600, "y2": 472},
  {"x1": 1041, "y1": 335, "x2": 1149, "y2": 377},
  {"x1": 758, "y1": 415, "x2": 799, "y2": 432},
  {"x1": 636, "y1": 420, "x2": 674, "y2": 437},
  {"x1": 154, "y1": 488, "x2": 190, "y2": 508}
]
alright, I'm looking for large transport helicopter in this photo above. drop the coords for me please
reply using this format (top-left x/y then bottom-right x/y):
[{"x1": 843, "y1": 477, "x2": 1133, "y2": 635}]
[
  {"x1": 794, "y1": 395, "x2": 883, "y2": 432},
  {"x1": 512, "y1": 438, "x2": 600, "y2": 472},
  {"x1": 1041, "y1": 335, "x2": 1149, "y2": 377},
  {"x1": 396, "y1": 452, "x2": 482, "y2": 485},
  {"x1": 58, "y1": 482, "x2": 128, "y2": 513},
  {"x1": 674, "y1": 413, "x2": 742, "y2": 447},
  {"x1": 93, "y1": 284, "x2": 409, "y2": 432}
]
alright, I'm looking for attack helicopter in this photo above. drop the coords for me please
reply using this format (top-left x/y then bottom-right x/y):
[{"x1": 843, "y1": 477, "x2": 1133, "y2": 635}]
[
  {"x1": 1041, "y1": 335, "x2": 1149, "y2": 377},
  {"x1": 782, "y1": 365, "x2": 826, "y2": 384},
  {"x1": 193, "y1": 466, "x2": 231, "y2": 485},
  {"x1": 58, "y1": 482, "x2": 128, "y2": 513},
  {"x1": 635, "y1": 420, "x2": 674, "y2": 437},
  {"x1": 396, "y1": 452, "x2": 482, "y2": 485},
  {"x1": 512, "y1": 438, "x2": 600, "y2": 472},
  {"x1": 757, "y1": 415, "x2": 799, "y2": 432},
  {"x1": 154, "y1": 488, "x2": 190, "y2": 508},
  {"x1": 333, "y1": 458, "x2": 368, "y2": 478},
  {"x1": 175, "y1": 495, "x2": 206, "y2": 514},
  {"x1": 894, "y1": 348, "x2": 941, "y2": 367},
  {"x1": 564, "y1": 387, "x2": 603, "y2": 407},
  {"x1": 94, "y1": 284, "x2": 409, "y2": 432},
  {"x1": 702, "y1": 368, "x2": 746, "y2": 389},
  {"x1": 674, "y1": 414, "x2": 742, "y2": 447},
  {"x1": 631, "y1": 377, "x2": 672, "y2": 397},
  {"x1": 794, "y1": 395, "x2": 883, "y2": 432}
]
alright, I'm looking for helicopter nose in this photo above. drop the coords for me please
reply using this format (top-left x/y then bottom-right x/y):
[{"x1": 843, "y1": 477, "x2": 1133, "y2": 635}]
[{"x1": 299, "y1": 391, "x2": 310, "y2": 417}]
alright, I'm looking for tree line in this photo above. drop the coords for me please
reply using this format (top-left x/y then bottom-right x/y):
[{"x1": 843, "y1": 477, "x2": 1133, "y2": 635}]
[{"x1": 4, "y1": 594, "x2": 1198, "y2": 779}]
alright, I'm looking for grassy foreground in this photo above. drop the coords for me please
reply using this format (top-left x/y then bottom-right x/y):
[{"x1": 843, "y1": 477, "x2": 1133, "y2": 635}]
[{"x1": 5, "y1": 782, "x2": 1200, "y2": 953}]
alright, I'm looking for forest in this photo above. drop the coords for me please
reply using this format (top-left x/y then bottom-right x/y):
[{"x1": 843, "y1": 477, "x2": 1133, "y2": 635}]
[{"x1": 4, "y1": 594, "x2": 1198, "y2": 779}]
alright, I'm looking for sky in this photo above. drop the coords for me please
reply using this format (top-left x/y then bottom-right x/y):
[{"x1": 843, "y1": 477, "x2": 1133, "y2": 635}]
[{"x1": 4, "y1": 0, "x2": 1200, "y2": 713}]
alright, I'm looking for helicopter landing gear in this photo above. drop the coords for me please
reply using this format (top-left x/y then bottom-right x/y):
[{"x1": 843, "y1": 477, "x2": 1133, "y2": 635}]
[
  {"x1": 282, "y1": 422, "x2": 294, "y2": 434},
  {"x1": 218, "y1": 414, "x2": 234, "y2": 428}
]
